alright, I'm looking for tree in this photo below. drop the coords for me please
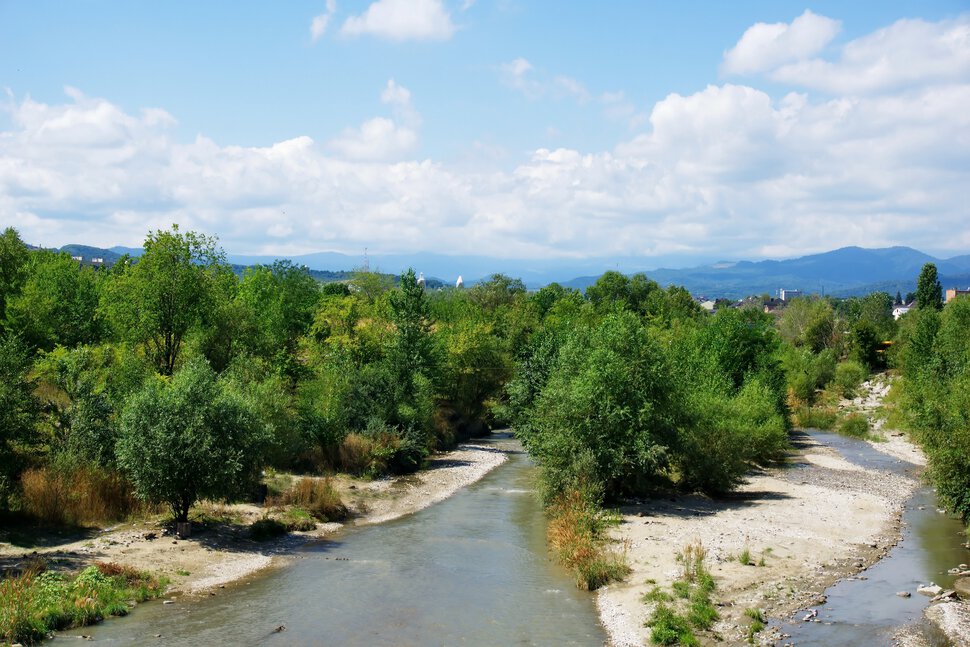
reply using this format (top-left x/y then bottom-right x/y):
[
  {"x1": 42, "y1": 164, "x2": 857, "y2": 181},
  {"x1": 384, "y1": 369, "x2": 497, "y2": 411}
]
[
  {"x1": 0, "y1": 227, "x2": 30, "y2": 327},
  {"x1": 6, "y1": 250, "x2": 105, "y2": 350},
  {"x1": 116, "y1": 358, "x2": 268, "y2": 522},
  {"x1": 101, "y1": 226, "x2": 226, "y2": 376},
  {"x1": 916, "y1": 262, "x2": 943, "y2": 311},
  {"x1": 0, "y1": 334, "x2": 38, "y2": 506}
]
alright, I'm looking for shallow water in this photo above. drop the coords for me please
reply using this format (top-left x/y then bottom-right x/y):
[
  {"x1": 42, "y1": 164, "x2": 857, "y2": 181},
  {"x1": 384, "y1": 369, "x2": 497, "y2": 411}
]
[
  {"x1": 62, "y1": 437, "x2": 607, "y2": 646},
  {"x1": 780, "y1": 431, "x2": 969, "y2": 645}
]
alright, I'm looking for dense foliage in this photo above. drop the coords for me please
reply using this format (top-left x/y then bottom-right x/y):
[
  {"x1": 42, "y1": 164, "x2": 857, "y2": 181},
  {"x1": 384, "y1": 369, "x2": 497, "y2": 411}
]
[
  {"x1": 895, "y1": 297, "x2": 970, "y2": 521},
  {"x1": 507, "y1": 272, "x2": 790, "y2": 504}
]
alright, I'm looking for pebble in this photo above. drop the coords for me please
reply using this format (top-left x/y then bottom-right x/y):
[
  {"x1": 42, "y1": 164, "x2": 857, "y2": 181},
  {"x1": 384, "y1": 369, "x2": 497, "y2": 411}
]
[
  {"x1": 896, "y1": 591, "x2": 911, "y2": 598},
  {"x1": 163, "y1": 600, "x2": 174, "y2": 605},
  {"x1": 917, "y1": 583, "x2": 943, "y2": 597}
]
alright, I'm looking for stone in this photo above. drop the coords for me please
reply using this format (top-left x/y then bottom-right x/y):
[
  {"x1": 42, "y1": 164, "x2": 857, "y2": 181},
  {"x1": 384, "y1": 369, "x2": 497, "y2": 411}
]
[
  {"x1": 917, "y1": 583, "x2": 943, "y2": 597},
  {"x1": 896, "y1": 591, "x2": 911, "y2": 598},
  {"x1": 953, "y1": 577, "x2": 970, "y2": 598}
]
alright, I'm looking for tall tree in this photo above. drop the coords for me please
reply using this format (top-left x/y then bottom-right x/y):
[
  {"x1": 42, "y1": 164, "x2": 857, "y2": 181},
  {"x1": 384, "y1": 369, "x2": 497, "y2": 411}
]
[
  {"x1": 0, "y1": 227, "x2": 30, "y2": 327},
  {"x1": 916, "y1": 262, "x2": 943, "y2": 311},
  {"x1": 101, "y1": 226, "x2": 225, "y2": 376}
]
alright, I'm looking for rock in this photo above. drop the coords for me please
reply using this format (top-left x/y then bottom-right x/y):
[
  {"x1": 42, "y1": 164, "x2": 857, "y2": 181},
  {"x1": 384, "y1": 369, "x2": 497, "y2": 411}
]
[
  {"x1": 917, "y1": 583, "x2": 943, "y2": 597},
  {"x1": 932, "y1": 590, "x2": 958, "y2": 602},
  {"x1": 953, "y1": 577, "x2": 970, "y2": 598},
  {"x1": 960, "y1": 564, "x2": 968, "y2": 570},
  {"x1": 802, "y1": 609, "x2": 818, "y2": 622},
  {"x1": 163, "y1": 600, "x2": 174, "y2": 605},
  {"x1": 896, "y1": 591, "x2": 911, "y2": 598},
  {"x1": 274, "y1": 625, "x2": 286, "y2": 633}
]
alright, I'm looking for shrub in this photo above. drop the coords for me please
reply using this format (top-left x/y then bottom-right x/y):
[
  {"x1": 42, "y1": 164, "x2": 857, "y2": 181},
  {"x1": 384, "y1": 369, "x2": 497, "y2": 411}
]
[
  {"x1": 337, "y1": 433, "x2": 374, "y2": 475},
  {"x1": 833, "y1": 361, "x2": 868, "y2": 399},
  {"x1": 792, "y1": 406, "x2": 838, "y2": 430},
  {"x1": 838, "y1": 413, "x2": 870, "y2": 438},
  {"x1": 249, "y1": 517, "x2": 288, "y2": 541}
]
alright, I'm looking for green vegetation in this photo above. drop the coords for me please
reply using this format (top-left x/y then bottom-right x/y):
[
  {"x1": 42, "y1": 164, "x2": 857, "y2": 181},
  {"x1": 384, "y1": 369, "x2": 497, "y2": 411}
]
[
  {"x1": 0, "y1": 561, "x2": 166, "y2": 645},
  {"x1": 545, "y1": 489, "x2": 630, "y2": 590},
  {"x1": 646, "y1": 541, "x2": 718, "y2": 646},
  {"x1": 895, "y1": 294, "x2": 970, "y2": 523},
  {"x1": 744, "y1": 607, "x2": 766, "y2": 643}
]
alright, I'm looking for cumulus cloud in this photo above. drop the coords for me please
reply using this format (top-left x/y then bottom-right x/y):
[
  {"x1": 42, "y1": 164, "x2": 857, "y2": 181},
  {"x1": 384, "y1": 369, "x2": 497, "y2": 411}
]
[
  {"x1": 770, "y1": 15, "x2": 970, "y2": 94},
  {"x1": 2, "y1": 13, "x2": 969, "y2": 262},
  {"x1": 326, "y1": 80, "x2": 420, "y2": 161},
  {"x1": 310, "y1": 0, "x2": 337, "y2": 41},
  {"x1": 722, "y1": 10, "x2": 841, "y2": 75},
  {"x1": 341, "y1": 0, "x2": 455, "y2": 41}
]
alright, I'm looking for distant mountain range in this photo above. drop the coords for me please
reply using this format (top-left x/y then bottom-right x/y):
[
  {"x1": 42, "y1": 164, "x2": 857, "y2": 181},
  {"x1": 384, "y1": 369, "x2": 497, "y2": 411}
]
[
  {"x1": 564, "y1": 246, "x2": 970, "y2": 299},
  {"x1": 49, "y1": 243, "x2": 970, "y2": 299}
]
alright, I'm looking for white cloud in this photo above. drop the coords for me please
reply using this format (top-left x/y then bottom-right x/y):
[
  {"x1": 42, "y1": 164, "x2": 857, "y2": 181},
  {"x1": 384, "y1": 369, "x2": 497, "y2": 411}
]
[
  {"x1": 770, "y1": 15, "x2": 970, "y2": 94},
  {"x1": 341, "y1": 0, "x2": 455, "y2": 41},
  {"x1": 722, "y1": 10, "x2": 841, "y2": 75},
  {"x1": 328, "y1": 117, "x2": 418, "y2": 161},
  {"x1": 2, "y1": 13, "x2": 969, "y2": 263},
  {"x1": 310, "y1": 0, "x2": 337, "y2": 41},
  {"x1": 500, "y1": 58, "x2": 588, "y2": 102}
]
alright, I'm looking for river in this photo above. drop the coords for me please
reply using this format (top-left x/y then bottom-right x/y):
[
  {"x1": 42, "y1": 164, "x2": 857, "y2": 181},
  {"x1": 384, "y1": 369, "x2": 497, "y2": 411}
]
[
  {"x1": 780, "y1": 431, "x2": 969, "y2": 645},
  {"x1": 62, "y1": 437, "x2": 608, "y2": 646}
]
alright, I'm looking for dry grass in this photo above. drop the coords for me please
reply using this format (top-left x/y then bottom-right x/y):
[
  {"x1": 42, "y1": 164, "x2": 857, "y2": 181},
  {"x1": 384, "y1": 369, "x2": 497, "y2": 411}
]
[
  {"x1": 20, "y1": 466, "x2": 141, "y2": 526},
  {"x1": 338, "y1": 433, "x2": 375, "y2": 475},
  {"x1": 547, "y1": 489, "x2": 629, "y2": 591},
  {"x1": 271, "y1": 477, "x2": 348, "y2": 522}
]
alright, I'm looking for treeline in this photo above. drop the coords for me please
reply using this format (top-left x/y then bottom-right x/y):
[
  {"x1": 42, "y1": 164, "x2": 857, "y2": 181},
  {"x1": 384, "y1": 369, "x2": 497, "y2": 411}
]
[
  {"x1": 0, "y1": 225, "x2": 522, "y2": 523},
  {"x1": 894, "y1": 264, "x2": 970, "y2": 522}
]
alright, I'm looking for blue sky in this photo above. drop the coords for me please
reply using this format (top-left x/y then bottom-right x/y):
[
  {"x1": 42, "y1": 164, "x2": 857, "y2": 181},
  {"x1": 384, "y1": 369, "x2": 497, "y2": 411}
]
[{"x1": 1, "y1": 1, "x2": 968, "y2": 267}]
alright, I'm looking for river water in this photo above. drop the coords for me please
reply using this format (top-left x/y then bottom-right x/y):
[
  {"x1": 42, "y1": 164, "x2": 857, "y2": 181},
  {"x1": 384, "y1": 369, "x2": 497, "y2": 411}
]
[
  {"x1": 780, "y1": 431, "x2": 969, "y2": 645},
  {"x1": 63, "y1": 437, "x2": 607, "y2": 646}
]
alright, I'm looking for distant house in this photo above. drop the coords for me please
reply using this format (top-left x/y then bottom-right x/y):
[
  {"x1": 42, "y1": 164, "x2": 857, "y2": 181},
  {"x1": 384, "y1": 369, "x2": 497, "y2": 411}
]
[
  {"x1": 892, "y1": 303, "x2": 914, "y2": 320},
  {"x1": 71, "y1": 255, "x2": 83, "y2": 262},
  {"x1": 456, "y1": 275, "x2": 464, "y2": 288},
  {"x1": 779, "y1": 289, "x2": 801, "y2": 301},
  {"x1": 417, "y1": 272, "x2": 426, "y2": 289},
  {"x1": 945, "y1": 287, "x2": 970, "y2": 304},
  {"x1": 91, "y1": 257, "x2": 104, "y2": 265},
  {"x1": 700, "y1": 300, "x2": 716, "y2": 312}
]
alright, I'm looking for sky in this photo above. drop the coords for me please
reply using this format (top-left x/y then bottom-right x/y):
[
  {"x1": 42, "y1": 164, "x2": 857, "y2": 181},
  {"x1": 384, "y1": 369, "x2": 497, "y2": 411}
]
[{"x1": 1, "y1": 0, "x2": 968, "y2": 268}]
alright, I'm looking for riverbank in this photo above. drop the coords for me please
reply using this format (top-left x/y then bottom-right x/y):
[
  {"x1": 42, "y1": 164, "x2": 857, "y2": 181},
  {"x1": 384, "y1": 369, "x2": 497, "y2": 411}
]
[
  {"x1": 0, "y1": 439, "x2": 507, "y2": 597},
  {"x1": 597, "y1": 428, "x2": 923, "y2": 646}
]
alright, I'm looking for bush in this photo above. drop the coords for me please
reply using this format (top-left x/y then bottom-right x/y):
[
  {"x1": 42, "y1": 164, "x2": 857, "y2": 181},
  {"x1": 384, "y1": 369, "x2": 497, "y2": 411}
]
[
  {"x1": 792, "y1": 406, "x2": 838, "y2": 430},
  {"x1": 249, "y1": 517, "x2": 288, "y2": 541},
  {"x1": 838, "y1": 413, "x2": 870, "y2": 438},
  {"x1": 833, "y1": 361, "x2": 868, "y2": 398},
  {"x1": 338, "y1": 433, "x2": 375, "y2": 476}
]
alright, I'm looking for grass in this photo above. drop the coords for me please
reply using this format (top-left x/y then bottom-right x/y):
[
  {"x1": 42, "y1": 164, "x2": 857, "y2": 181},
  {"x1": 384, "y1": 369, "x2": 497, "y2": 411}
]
[
  {"x1": 645, "y1": 541, "x2": 719, "y2": 645},
  {"x1": 269, "y1": 477, "x2": 348, "y2": 522},
  {"x1": 744, "y1": 607, "x2": 766, "y2": 644},
  {"x1": 20, "y1": 465, "x2": 141, "y2": 526},
  {"x1": 0, "y1": 561, "x2": 167, "y2": 645},
  {"x1": 546, "y1": 488, "x2": 630, "y2": 591},
  {"x1": 738, "y1": 546, "x2": 751, "y2": 565}
]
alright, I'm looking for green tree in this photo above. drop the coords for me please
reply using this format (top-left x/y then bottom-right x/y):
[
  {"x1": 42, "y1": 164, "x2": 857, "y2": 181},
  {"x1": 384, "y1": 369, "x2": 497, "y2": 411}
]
[
  {"x1": 101, "y1": 226, "x2": 226, "y2": 376},
  {"x1": 916, "y1": 262, "x2": 943, "y2": 311},
  {"x1": 116, "y1": 358, "x2": 268, "y2": 522},
  {"x1": 0, "y1": 334, "x2": 39, "y2": 506},
  {"x1": 6, "y1": 250, "x2": 105, "y2": 350},
  {"x1": 0, "y1": 227, "x2": 30, "y2": 327},
  {"x1": 237, "y1": 260, "x2": 320, "y2": 378}
]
